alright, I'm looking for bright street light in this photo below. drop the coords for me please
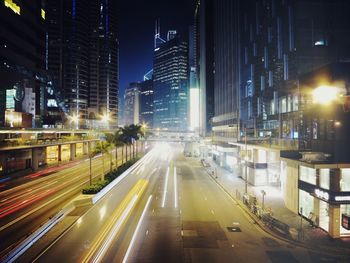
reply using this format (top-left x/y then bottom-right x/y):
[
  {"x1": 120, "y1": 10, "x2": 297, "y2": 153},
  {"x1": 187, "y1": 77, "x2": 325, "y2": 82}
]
[
  {"x1": 312, "y1": 85, "x2": 340, "y2": 105},
  {"x1": 102, "y1": 113, "x2": 109, "y2": 123}
]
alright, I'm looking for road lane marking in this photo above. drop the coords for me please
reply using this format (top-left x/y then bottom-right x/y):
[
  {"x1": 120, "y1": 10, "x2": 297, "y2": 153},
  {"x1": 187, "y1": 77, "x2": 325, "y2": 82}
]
[
  {"x1": 174, "y1": 167, "x2": 178, "y2": 208},
  {"x1": 161, "y1": 167, "x2": 169, "y2": 208},
  {"x1": 122, "y1": 195, "x2": 153, "y2": 263}
]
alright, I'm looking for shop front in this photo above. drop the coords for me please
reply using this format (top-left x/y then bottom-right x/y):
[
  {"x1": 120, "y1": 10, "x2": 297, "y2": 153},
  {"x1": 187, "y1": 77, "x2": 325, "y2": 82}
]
[{"x1": 297, "y1": 165, "x2": 350, "y2": 238}]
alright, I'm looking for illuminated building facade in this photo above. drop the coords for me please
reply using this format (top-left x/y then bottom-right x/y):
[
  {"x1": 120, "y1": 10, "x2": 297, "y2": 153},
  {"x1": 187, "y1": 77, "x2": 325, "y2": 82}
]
[
  {"x1": 88, "y1": 0, "x2": 118, "y2": 128},
  {"x1": 0, "y1": 0, "x2": 47, "y2": 127},
  {"x1": 140, "y1": 79, "x2": 154, "y2": 129},
  {"x1": 153, "y1": 31, "x2": 189, "y2": 131},
  {"x1": 46, "y1": 0, "x2": 119, "y2": 128},
  {"x1": 195, "y1": 0, "x2": 214, "y2": 136},
  {"x1": 124, "y1": 82, "x2": 141, "y2": 126}
]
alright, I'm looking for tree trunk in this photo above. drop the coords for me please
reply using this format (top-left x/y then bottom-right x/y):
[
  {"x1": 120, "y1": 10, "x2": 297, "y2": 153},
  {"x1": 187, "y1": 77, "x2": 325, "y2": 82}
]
[
  {"x1": 115, "y1": 146, "x2": 118, "y2": 168},
  {"x1": 110, "y1": 151, "x2": 112, "y2": 172},
  {"x1": 125, "y1": 145, "x2": 128, "y2": 162},
  {"x1": 121, "y1": 146, "x2": 124, "y2": 165},
  {"x1": 136, "y1": 140, "x2": 138, "y2": 157}
]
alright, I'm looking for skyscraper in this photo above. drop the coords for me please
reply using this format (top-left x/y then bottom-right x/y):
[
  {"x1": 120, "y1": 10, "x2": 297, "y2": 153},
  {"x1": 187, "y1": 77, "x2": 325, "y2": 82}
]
[
  {"x1": 195, "y1": 0, "x2": 215, "y2": 136},
  {"x1": 88, "y1": 0, "x2": 118, "y2": 128},
  {"x1": 0, "y1": 0, "x2": 47, "y2": 127},
  {"x1": 124, "y1": 82, "x2": 141, "y2": 126},
  {"x1": 140, "y1": 79, "x2": 154, "y2": 128},
  {"x1": 153, "y1": 31, "x2": 189, "y2": 131},
  {"x1": 46, "y1": 0, "x2": 119, "y2": 128}
]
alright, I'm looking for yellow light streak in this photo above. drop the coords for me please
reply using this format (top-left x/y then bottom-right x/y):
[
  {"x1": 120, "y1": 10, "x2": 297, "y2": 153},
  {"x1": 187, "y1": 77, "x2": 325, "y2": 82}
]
[
  {"x1": 82, "y1": 179, "x2": 148, "y2": 263},
  {"x1": 4, "y1": 0, "x2": 20, "y2": 15}
]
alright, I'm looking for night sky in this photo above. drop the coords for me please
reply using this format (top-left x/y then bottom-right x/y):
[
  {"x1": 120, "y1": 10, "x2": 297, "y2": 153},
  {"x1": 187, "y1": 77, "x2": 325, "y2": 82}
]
[{"x1": 117, "y1": 0, "x2": 196, "y2": 102}]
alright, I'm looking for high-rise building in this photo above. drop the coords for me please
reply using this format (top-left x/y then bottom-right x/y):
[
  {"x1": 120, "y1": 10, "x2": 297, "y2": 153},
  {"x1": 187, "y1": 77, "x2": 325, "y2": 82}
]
[
  {"x1": 211, "y1": 0, "x2": 240, "y2": 142},
  {"x1": 46, "y1": 0, "x2": 119, "y2": 128},
  {"x1": 153, "y1": 31, "x2": 189, "y2": 131},
  {"x1": 0, "y1": 0, "x2": 47, "y2": 127},
  {"x1": 188, "y1": 25, "x2": 200, "y2": 132},
  {"x1": 195, "y1": 0, "x2": 214, "y2": 136},
  {"x1": 140, "y1": 79, "x2": 154, "y2": 129},
  {"x1": 124, "y1": 82, "x2": 141, "y2": 126},
  {"x1": 88, "y1": 0, "x2": 118, "y2": 128}
]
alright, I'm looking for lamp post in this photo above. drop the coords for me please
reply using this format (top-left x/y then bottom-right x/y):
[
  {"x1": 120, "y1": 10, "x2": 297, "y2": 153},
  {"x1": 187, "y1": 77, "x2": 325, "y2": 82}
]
[
  {"x1": 244, "y1": 127, "x2": 248, "y2": 194},
  {"x1": 88, "y1": 142, "x2": 92, "y2": 186},
  {"x1": 261, "y1": 190, "x2": 266, "y2": 211}
]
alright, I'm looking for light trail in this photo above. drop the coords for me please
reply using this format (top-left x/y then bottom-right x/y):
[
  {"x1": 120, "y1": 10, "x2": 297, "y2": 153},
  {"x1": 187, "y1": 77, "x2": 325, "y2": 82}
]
[
  {"x1": 174, "y1": 167, "x2": 178, "y2": 208},
  {"x1": 82, "y1": 179, "x2": 148, "y2": 263},
  {"x1": 92, "y1": 195, "x2": 138, "y2": 263},
  {"x1": 122, "y1": 195, "x2": 153, "y2": 263},
  {"x1": 161, "y1": 167, "x2": 169, "y2": 208}
]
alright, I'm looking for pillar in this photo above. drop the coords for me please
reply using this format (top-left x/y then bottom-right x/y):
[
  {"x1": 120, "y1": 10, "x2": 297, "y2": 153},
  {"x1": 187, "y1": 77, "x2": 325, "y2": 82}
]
[
  {"x1": 83, "y1": 142, "x2": 88, "y2": 155},
  {"x1": 313, "y1": 198, "x2": 320, "y2": 226},
  {"x1": 328, "y1": 205, "x2": 341, "y2": 238},
  {"x1": 58, "y1": 145, "x2": 62, "y2": 162},
  {"x1": 32, "y1": 148, "x2": 39, "y2": 170},
  {"x1": 70, "y1": 143, "x2": 76, "y2": 161},
  {"x1": 330, "y1": 168, "x2": 341, "y2": 192}
]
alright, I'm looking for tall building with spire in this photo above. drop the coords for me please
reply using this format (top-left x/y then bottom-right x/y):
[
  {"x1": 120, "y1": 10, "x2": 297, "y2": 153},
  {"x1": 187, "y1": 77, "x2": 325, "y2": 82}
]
[{"x1": 153, "y1": 25, "x2": 189, "y2": 131}]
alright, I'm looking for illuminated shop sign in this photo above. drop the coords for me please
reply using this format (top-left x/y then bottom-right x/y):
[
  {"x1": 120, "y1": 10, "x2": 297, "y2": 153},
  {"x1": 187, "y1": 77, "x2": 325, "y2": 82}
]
[
  {"x1": 335, "y1": 196, "x2": 350, "y2": 202},
  {"x1": 342, "y1": 214, "x2": 350, "y2": 230},
  {"x1": 314, "y1": 188, "x2": 329, "y2": 201}
]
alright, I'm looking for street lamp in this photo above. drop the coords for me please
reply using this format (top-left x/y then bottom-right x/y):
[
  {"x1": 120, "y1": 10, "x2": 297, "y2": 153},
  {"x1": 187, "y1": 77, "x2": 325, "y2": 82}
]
[
  {"x1": 101, "y1": 113, "x2": 109, "y2": 129},
  {"x1": 70, "y1": 114, "x2": 79, "y2": 130},
  {"x1": 312, "y1": 85, "x2": 342, "y2": 105}
]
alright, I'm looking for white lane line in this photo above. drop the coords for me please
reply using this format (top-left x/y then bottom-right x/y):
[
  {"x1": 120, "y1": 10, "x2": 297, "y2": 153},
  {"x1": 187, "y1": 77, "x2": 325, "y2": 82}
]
[
  {"x1": 161, "y1": 167, "x2": 169, "y2": 208},
  {"x1": 174, "y1": 166, "x2": 178, "y2": 209},
  {"x1": 122, "y1": 195, "x2": 153, "y2": 263},
  {"x1": 92, "y1": 195, "x2": 138, "y2": 263}
]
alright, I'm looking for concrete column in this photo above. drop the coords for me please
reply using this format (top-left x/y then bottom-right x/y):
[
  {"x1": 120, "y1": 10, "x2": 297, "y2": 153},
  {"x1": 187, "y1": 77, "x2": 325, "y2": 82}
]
[
  {"x1": 58, "y1": 145, "x2": 62, "y2": 162},
  {"x1": 32, "y1": 148, "x2": 39, "y2": 171},
  {"x1": 83, "y1": 142, "x2": 88, "y2": 155},
  {"x1": 328, "y1": 205, "x2": 341, "y2": 238},
  {"x1": 313, "y1": 198, "x2": 320, "y2": 226},
  {"x1": 70, "y1": 143, "x2": 76, "y2": 161},
  {"x1": 330, "y1": 168, "x2": 341, "y2": 192}
]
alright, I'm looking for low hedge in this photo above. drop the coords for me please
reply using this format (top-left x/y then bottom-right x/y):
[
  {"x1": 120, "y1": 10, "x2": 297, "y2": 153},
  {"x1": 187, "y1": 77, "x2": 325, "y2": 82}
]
[{"x1": 82, "y1": 157, "x2": 141, "y2": 195}]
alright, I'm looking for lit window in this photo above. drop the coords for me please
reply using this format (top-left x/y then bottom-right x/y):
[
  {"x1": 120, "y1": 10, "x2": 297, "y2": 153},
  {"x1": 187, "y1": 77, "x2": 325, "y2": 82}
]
[{"x1": 4, "y1": 0, "x2": 20, "y2": 15}]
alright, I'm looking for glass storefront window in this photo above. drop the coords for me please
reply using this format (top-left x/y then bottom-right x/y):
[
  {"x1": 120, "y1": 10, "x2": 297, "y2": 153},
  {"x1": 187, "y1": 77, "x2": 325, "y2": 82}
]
[
  {"x1": 319, "y1": 169, "x2": 330, "y2": 190},
  {"x1": 340, "y1": 169, "x2": 350, "y2": 191},
  {"x1": 299, "y1": 189, "x2": 314, "y2": 218},
  {"x1": 300, "y1": 166, "x2": 316, "y2": 185}
]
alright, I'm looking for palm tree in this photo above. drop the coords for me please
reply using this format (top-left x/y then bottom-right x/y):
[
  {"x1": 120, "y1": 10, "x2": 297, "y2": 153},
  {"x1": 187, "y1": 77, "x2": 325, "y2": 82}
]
[
  {"x1": 95, "y1": 141, "x2": 111, "y2": 181},
  {"x1": 121, "y1": 126, "x2": 133, "y2": 161},
  {"x1": 129, "y1": 124, "x2": 145, "y2": 158},
  {"x1": 111, "y1": 129, "x2": 124, "y2": 168}
]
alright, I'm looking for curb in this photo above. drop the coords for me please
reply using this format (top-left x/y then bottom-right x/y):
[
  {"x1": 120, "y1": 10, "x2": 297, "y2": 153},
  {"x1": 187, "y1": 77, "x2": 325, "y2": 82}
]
[{"x1": 1, "y1": 205, "x2": 74, "y2": 263}]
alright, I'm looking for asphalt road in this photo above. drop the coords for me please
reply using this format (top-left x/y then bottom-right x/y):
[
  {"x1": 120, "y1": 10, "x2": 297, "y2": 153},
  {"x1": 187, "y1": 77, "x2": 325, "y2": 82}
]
[
  {"x1": 0, "y1": 148, "x2": 124, "y2": 256},
  {"x1": 32, "y1": 143, "x2": 347, "y2": 263}
]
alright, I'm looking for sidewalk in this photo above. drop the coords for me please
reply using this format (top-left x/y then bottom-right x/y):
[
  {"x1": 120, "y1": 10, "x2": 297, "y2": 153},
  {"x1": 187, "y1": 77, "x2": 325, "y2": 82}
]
[{"x1": 203, "y1": 157, "x2": 350, "y2": 254}]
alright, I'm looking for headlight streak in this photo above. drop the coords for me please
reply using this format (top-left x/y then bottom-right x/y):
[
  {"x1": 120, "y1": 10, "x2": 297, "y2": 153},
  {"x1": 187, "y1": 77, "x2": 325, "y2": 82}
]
[
  {"x1": 174, "y1": 166, "x2": 178, "y2": 209},
  {"x1": 161, "y1": 167, "x2": 169, "y2": 208},
  {"x1": 92, "y1": 195, "x2": 138, "y2": 263},
  {"x1": 122, "y1": 195, "x2": 153, "y2": 263}
]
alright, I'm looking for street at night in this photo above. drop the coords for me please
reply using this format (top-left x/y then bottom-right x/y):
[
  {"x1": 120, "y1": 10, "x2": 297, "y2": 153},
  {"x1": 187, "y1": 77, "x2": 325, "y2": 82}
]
[{"x1": 2, "y1": 0, "x2": 350, "y2": 262}]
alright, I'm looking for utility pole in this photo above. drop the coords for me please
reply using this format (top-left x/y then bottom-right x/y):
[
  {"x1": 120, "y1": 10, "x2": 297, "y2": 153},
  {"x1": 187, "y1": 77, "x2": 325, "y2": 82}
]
[
  {"x1": 88, "y1": 143, "x2": 92, "y2": 186},
  {"x1": 244, "y1": 127, "x2": 248, "y2": 194}
]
